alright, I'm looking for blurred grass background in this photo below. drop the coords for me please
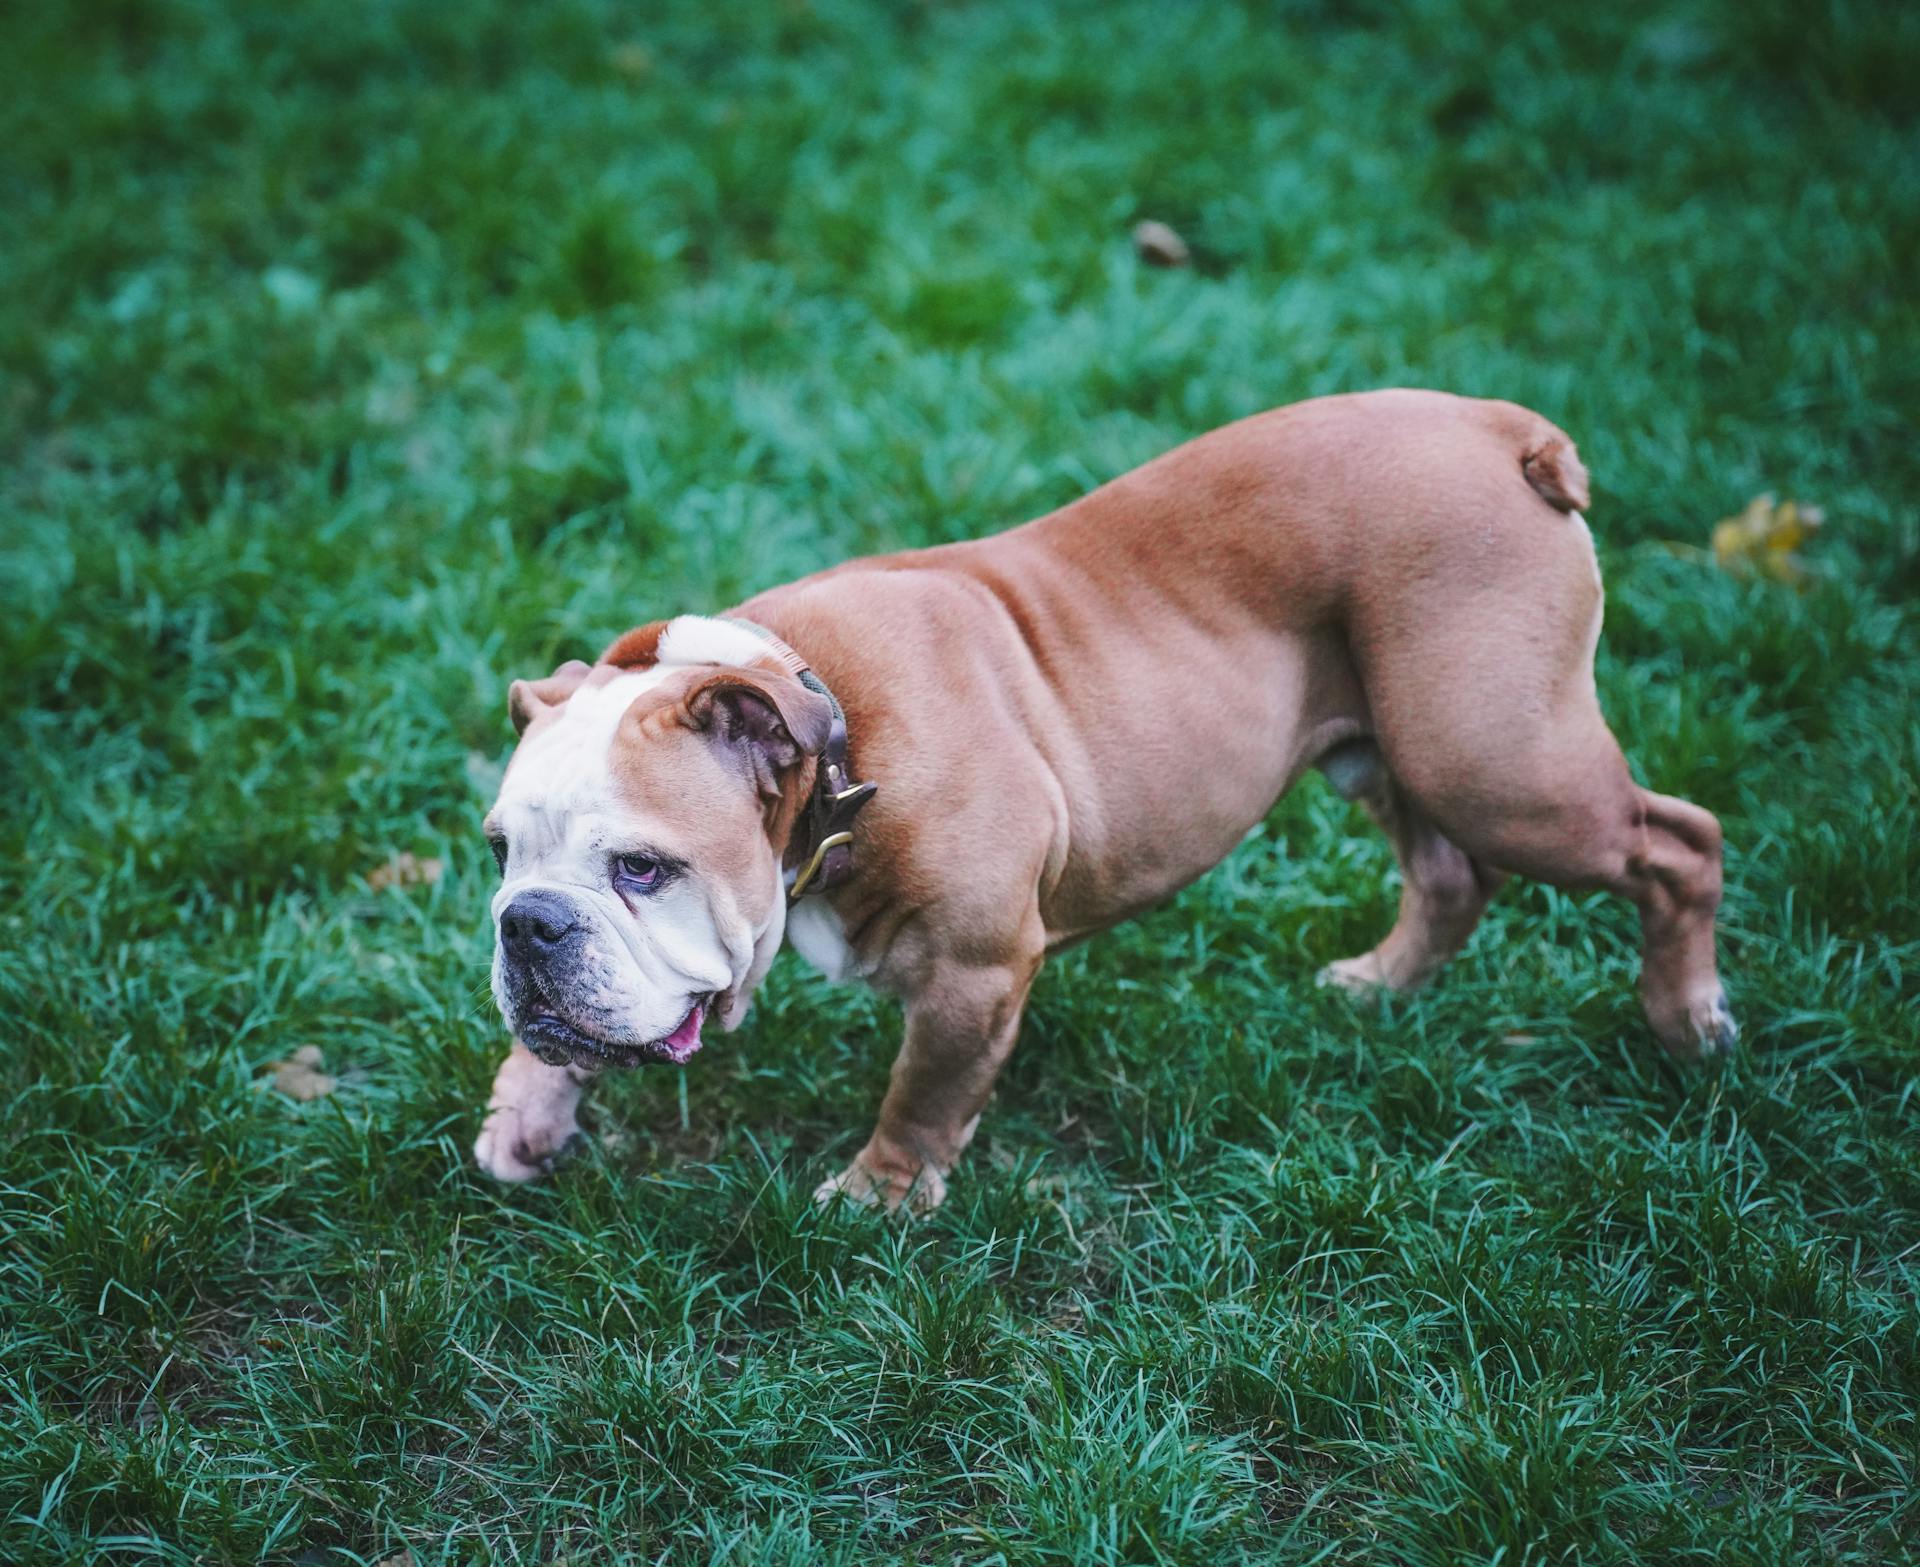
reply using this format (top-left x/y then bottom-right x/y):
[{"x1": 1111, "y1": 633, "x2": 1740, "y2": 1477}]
[{"x1": 1, "y1": 0, "x2": 1916, "y2": 1561}]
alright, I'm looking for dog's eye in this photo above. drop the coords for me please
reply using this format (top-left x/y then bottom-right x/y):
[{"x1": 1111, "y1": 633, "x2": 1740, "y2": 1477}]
[
  {"x1": 488, "y1": 835, "x2": 508, "y2": 875},
  {"x1": 613, "y1": 853, "x2": 664, "y2": 893}
]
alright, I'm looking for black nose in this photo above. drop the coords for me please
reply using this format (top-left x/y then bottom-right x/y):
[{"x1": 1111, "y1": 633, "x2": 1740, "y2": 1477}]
[{"x1": 500, "y1": 890, "x2": 578, "y2": 957}]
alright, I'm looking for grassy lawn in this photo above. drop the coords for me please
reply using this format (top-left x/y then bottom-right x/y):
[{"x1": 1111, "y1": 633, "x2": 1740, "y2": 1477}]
[{"x1": 3, "y1": 0, "x2": 1917, "y2": 1560}]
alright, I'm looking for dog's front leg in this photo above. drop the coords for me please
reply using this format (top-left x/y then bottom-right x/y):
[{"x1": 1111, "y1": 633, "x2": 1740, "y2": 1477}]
[
  {"x1": 473, "y1": 1039, "x2": 601, "y2": 1182},
  {"x1": 817, "y1": 950, "x2": 1040, "y2": 1212}
]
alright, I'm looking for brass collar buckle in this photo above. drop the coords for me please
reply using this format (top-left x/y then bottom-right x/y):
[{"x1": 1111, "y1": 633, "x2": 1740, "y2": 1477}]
[
  {"x1": 788, "y1": 763, "x2": 878, "y2": 904},
  {"x1": 788, "y1": 831, "x2": 854, "y2": 901}
]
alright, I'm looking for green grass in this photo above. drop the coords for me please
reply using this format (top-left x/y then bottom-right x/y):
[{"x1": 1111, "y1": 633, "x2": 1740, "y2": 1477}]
[{"x1": 2, "y1": 0, "x2": 1917, "y2": 1560}]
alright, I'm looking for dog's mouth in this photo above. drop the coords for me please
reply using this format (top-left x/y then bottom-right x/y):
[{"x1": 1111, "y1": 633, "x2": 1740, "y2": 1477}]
[{"x1": 519, "y1": 995, "x2": 712, "y2": 1070}]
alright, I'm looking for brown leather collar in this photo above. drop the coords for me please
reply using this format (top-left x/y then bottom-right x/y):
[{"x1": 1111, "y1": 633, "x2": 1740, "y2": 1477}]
[{"x1": 719, "y1": 618, "x2": 877, "y2": 903}]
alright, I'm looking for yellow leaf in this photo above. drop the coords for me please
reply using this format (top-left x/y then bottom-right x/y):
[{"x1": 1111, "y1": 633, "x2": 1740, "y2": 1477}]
[{"x1": 1709, "y1": 491, "x2": 1823, "y2": 589}]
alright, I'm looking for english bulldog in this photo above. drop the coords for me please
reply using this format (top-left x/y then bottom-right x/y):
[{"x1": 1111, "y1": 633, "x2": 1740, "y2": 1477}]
[{"x1": 473, "y1": 389, "x2": 1735, "y2": 1208}]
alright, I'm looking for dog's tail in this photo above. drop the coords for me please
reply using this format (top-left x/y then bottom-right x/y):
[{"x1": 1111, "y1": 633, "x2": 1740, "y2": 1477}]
[{"x1": 1521, "y1": 430, "x2": 1590, "y2": 514}]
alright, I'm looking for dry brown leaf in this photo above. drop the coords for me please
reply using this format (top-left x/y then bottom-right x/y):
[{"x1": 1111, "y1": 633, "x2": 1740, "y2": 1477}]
[
  {"x1": 1710, "y1": 492, "x2": 1824, "y2": 588},
  {"x1": 264, "y1": 1045, "x2": 338, "y2": 1101},
  {"x1": 374, "y1": 1553, "x2": 416, "y2": 1567},
  {"x1": 1131, "y1": 219, "x2": 1190, "y2": 268},
  {"x1": 366, "y1": 851, "x2": 444, "y2": 892}
]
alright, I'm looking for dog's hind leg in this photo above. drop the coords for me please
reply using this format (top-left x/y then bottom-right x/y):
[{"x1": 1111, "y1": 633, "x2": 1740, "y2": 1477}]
[
  {"x1": 1620, "y1": 789, "x2": 1734, "y2": 1055},
  {"x1": 1420, "y1": 755, "x2": 1733, "y2": 1059},
  {"x1": 1365, "y1": 671, "x2": 1735, "y2": 1058},
  {"x1": 1317, "y1": 741, "x2": 1504, "y2": 993},
  {"x1": 1330, "y1": 423, "x2": 1732, "y2": 1057}
]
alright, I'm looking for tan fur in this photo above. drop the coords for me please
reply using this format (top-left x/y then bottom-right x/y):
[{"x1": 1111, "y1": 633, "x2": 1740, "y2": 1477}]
[{"x1": 482, "y1": 389, "x2": 1733, "y2": 1208}]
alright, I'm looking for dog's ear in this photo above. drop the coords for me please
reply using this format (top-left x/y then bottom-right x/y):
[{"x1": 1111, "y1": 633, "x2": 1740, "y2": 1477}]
[
  {"x1": 507, "y1": 659, "x2": 592, "y2": 735},
  {"x1": 681, "y1": 666, "x2": 834, "y2": 800}
]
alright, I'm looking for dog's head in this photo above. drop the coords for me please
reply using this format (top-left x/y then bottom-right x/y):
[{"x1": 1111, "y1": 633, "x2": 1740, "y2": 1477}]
[{"x1": 483, "y1": 618, "x2": 832, "y2": 1069}]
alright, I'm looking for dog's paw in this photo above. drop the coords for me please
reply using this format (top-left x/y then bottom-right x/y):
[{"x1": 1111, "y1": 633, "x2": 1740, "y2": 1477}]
[
  {"x1": 1317, "y1": 954, "x2": 1388, "y2": 995},
  {"x1": 473, "y1": 1105, "x2": 580, "y2": 1183},
  {"x1": 813, "y1": 1155, "x2": 947, "y2": 1214},
  {"x1": 1685, "y1": 987, "x2": 1739, "y2": 1058},
  {"x1": 1646, "y1": 984, "x2": 1739, "y2": 1062}
]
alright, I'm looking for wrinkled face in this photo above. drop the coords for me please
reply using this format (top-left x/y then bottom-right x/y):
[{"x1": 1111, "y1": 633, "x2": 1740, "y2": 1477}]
[{"x1": 484, "y1": 659, "x2": 793, "y2": 1070}]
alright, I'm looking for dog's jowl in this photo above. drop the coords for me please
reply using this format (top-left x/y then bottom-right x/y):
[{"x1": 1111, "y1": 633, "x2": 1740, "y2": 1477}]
[{"x1": 472, "y1": 390, "x2": 1735, "y2": 1207}]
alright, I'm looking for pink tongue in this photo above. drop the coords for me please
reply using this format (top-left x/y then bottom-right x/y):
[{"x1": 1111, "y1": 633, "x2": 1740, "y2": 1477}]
[{"x1": 658, "y1": 1001, "x2": 706, "y2": 1065}]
